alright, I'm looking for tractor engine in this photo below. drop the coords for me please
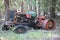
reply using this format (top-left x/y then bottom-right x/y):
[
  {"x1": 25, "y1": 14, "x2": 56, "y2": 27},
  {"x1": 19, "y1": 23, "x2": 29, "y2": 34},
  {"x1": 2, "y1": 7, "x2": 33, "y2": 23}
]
[{"x1": 36, "y1": 16, "x2": 55, "y2": 30}]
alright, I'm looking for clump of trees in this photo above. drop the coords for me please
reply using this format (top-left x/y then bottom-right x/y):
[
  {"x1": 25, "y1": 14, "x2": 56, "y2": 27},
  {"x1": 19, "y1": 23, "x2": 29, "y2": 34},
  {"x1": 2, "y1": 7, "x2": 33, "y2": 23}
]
[{"x1": 0, "y1": 0, "x2": 60, "y2": 20}]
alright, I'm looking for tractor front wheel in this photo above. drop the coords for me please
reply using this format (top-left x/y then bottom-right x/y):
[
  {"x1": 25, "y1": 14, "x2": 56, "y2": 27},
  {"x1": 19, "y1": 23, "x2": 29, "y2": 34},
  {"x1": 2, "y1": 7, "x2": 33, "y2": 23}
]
[{"x1": 42, "y1": 20, "x2": 55, "y2": 30}]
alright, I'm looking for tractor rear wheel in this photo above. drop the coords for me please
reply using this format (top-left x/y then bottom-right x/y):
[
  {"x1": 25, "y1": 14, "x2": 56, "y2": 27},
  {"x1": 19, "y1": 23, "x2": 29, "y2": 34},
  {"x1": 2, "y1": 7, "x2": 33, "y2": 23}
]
[{"x1": 14, "y1": 27, "x2": 27, "y2": 34}]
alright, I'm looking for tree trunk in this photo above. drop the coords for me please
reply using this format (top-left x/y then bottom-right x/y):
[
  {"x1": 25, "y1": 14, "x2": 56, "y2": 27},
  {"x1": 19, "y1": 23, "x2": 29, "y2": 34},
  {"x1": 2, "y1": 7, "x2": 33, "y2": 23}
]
[
  {"x1": 21, "y1": 1, "x2": 24, "y2": 13},
  {"x1": 29, "y1": 0, "x2": 32, "y2": 11},
  {"x1": 4, "y1": 0, "x2": 10, "y2": 21},
  {"x1": 34, "y1": 0, "x2": 37, "y2": 13},
  {"x1": 38, "y1": 0, "x2": 40, "y2": 16},
  {"x1": 50, "y1": 0, "x2": 57, "y2": 18}
]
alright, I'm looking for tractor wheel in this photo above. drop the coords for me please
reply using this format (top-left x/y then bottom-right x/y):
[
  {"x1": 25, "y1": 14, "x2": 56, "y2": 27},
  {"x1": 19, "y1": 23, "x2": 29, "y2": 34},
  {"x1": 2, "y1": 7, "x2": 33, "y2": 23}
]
[
  {"x1": 14, "y1": 27, "x2": 27, "y2": 34},
  {"x1": 42, "y1": 20, "x2": 55, "y2": 30},
  {"x1": 2, "y1": 24, "x2": 9, "y2": 30}
]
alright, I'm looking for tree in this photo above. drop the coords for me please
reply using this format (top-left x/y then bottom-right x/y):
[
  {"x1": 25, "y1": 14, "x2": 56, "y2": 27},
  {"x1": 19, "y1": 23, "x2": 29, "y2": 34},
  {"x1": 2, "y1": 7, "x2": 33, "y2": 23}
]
[
  {"x1": 38, "y1": 0, "x2": 40, "y2": 16},
  {"x1": 34, "y1": 0, "x2": 37, "y2": 13},
  {"x1": 4, "y1": 0, "x2": 10, "y2": 21},
  {"x1": 50, "y1": 0, "x2": 57, "y2": 18}
]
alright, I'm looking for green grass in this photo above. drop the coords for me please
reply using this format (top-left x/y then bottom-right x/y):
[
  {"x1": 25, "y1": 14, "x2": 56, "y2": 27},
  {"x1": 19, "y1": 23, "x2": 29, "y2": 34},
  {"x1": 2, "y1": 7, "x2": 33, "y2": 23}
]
[{"x1": 0, "y1": 30, "x2": 59, "y2": 40}]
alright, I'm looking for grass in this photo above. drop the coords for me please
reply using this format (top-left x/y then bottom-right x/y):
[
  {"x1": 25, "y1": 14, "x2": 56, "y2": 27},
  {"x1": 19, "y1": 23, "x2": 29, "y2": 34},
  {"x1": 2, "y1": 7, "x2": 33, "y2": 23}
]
[{"x1": 0, "y1": 30, "x2": 59, "y2": 40}]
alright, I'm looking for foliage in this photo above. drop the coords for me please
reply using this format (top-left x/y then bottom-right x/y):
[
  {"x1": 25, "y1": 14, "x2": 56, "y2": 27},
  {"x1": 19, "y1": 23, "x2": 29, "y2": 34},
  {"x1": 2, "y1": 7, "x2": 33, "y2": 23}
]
[{"x1": 0, "y1": 0, "x2": 5, "y2": 14}]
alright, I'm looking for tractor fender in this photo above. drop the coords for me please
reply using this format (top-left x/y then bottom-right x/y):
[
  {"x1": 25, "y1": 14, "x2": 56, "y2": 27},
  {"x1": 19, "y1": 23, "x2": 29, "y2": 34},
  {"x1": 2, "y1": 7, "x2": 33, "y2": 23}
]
[
  {"x1": 14, "y1": 24, "x2": 31, "y2": 30},
  {"x1": 5, "y1": 21, "x2": 13, "y2": 25},
  {"x1": 41, "y1": 19, "x2": 55, "y2": 30},
  {"x1": 5, "y1": 21, "x2": 10, "y2": 25},
  {"x1": 14, "y1": 25, "x2": 26, "y2": 30}
]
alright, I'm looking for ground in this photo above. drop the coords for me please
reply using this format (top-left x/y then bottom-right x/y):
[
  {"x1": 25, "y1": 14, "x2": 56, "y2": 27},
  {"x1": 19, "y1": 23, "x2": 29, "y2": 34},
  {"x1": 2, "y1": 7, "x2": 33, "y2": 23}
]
[
  {"x1": 0, "y1": 30, "x2": 60, "y2": 40},
  {"x1": 0, "y1": 17, "x2": 60, "y2": 40}
]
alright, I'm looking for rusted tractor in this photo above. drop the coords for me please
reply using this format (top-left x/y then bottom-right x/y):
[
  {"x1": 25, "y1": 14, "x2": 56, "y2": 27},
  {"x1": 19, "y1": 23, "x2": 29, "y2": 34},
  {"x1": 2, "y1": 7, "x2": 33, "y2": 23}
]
[{"x1": 2, "y1": 10, "x2": 55, "y2": 34}]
